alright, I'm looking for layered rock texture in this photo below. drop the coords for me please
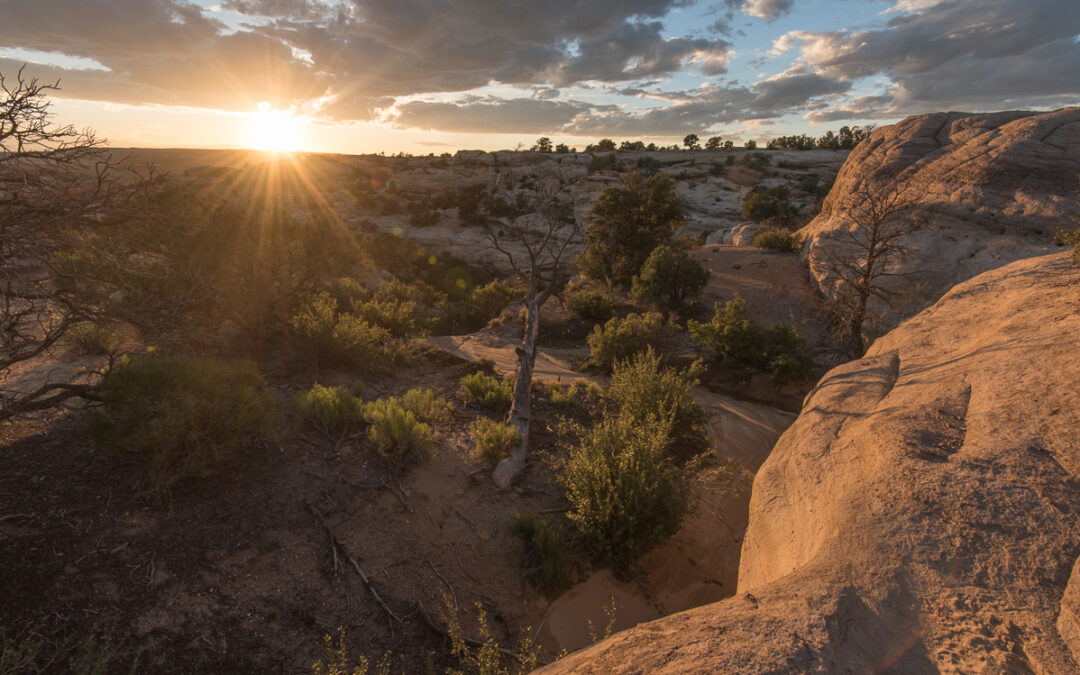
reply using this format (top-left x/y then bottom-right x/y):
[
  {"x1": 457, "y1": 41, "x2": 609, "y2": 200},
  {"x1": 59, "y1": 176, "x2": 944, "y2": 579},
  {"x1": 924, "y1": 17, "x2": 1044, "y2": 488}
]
[
  {"x1": 803, "y1": 108, "x2": 1080, "y2": 335},
  {"x1": 545, "y1": 252, "x2": 1080, "y2": 673}
]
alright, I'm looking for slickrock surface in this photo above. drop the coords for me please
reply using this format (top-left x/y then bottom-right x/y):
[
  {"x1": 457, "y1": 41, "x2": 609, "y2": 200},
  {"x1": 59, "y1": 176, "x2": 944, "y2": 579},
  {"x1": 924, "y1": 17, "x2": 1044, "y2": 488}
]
[
  {"x1": 544, "y1": 252, "x2": 1080, "y2": 673},
  {"x1": 802, "y1": 108, "x2": 1080, "y2": 334}
]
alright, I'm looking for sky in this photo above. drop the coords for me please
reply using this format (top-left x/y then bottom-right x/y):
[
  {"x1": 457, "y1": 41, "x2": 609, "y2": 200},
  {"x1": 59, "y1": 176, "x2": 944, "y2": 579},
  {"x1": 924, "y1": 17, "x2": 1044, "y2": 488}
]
[{"x1": 1, "y1": 0, "x2": 1077, "y2": 154}]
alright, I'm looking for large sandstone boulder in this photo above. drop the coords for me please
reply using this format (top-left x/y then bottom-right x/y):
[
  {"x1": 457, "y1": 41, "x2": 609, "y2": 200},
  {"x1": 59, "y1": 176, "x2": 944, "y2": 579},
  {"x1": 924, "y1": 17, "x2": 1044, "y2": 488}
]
[
  {"x1": 802, "y1": 108, "x2": 1080, "y2": 336},
  {"x1": 544, "y1": 252, "x2": 1080, "y2": 673}
]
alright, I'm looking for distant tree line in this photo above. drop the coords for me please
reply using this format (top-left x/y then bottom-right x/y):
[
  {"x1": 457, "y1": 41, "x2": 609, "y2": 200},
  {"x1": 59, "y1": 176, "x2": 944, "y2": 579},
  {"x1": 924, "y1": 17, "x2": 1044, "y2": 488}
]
[
  {"x1": 526, "y1": 125, "x2": 872, "y2": 156},
  {"x1": 766, "y1": 125, "x2": 874, "y2": 151}
]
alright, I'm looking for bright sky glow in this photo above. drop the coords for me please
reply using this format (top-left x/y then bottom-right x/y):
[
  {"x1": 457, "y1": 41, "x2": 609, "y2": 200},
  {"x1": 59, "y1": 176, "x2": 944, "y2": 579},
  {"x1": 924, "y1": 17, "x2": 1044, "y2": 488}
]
[{"x1": 1, "y1": 0, "x2": 1076, "y2": 154}]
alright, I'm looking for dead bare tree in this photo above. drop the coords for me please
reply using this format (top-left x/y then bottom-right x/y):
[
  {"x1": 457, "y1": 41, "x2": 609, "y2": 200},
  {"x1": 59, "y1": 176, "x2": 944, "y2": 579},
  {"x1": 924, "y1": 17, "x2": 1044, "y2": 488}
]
[
  {"x1": 486, "y1": 177, "x2": 581, "y2": 488},
  {"x1": 0, "y1": 65, "x2": 123, "y2": 420},
  {"x1": 815, "y1": 175, "x2": 928, "y2": 355}
]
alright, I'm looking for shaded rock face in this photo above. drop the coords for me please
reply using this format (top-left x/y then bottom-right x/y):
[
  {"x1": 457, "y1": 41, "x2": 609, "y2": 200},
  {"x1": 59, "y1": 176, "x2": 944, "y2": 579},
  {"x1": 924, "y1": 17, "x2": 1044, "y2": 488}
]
[
  {"x1": 802, "y1": 108, "x2": 1080, "y2": 336},
  {"x1": 544, "y1": 252, "x2": 1080, "y2": 673}
]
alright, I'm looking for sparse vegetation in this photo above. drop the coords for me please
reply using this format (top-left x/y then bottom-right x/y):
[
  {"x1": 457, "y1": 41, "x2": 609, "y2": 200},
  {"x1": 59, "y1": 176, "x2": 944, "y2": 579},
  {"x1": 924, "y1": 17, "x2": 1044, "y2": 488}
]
[
  {"x1": 561, "y1": 414, "x2": 690, "y2": 575},
  {"x1": 608, "y1": 349, "x2": 707, "y2": 454},
  {"x1": 631, "y1": 244, "x2": 710, "y2": 315},
  {"x1": 88, "y1": 356, "x2": 278, "y2": 489},
  {"x1": 460, "y1": 372, "x2": 514, "y2": 412},
  {"x1": 363, "y1": 398, "x2": 433, "y2": 470},
  {"x1": 398, "y1": 387, "x2": 453, "y2": 424},
  {"x1": 509, "y1": 512, "x2": 571, "y2": 593},
  {"x1": 568, "y1": 290, "x2": 616, "y2": 322},
  {"x1": 752, "y1": 226, "x2": 803, "y2": 252},
  {"x1": 471, "y1": 417, "x2": 521, "y2": 467},
  {"x1": 580, "y1": 171, "x2": 684, "y2": 287},
  {"x1": 688, "y1": 296, "x2": 813, "y2": 381},
  {"x1": 295, "y1": 383, "x2": 366, "y2": 432},
  {"x1": 586, "y1": 312, "x2": 667, "y2": 372}
]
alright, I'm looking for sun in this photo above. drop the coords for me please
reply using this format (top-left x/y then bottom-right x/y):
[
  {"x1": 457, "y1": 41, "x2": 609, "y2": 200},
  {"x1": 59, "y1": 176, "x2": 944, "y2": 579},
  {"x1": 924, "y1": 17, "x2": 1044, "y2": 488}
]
[{"x1": 245, "y1": 104, "x2": 304, "y2": 152}]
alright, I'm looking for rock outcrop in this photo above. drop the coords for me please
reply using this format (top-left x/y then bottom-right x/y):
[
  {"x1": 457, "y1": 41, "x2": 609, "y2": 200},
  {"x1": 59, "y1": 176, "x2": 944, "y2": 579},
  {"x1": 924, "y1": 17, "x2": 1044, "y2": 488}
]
[
  {"x1": 802, "y1": 108, "x2": 1080, "y2": 335},
  {"x1": 544, "y1": 252, "x2": 1080, "y2": 673}
]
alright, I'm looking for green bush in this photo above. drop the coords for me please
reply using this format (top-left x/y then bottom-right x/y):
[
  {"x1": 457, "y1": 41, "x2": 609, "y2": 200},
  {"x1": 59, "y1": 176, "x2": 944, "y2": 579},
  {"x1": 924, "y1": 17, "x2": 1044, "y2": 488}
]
[
  {"x1": 608, "y1": 349, "x2": 706, "y2": 454},
  {"x1": 459, "y1": 372, "x2": 513, "y2": 412},
  {"x1": 289, "y1": 292, "x2": 398, "y2": 370},
  {"x1": 762, "y1": 324, "x2": 814, "y2": 382},
  {"x1": 630, "y1": 245, "x2": 710, "y2": 315},
  {"x1": 363, "y1": 398, "x2": 433, "y2": 470},
  {"x1": 470, "y1": 417, "x2": 521, "y2": 467},
  {"x1": 295, "y1": 383, "x2": 365, "y2": 432},
  {"x1": 509, "y1": 512, "x2": 571, "y2": 593},
  {"x1": 586, "y1": 311, "x2": 666, "y2": 372},
  {"x1": 568, "y1": 290, "x2": 615, "y2": 322},
  {"x1": 686, "y1": 296, "x2": 761, "y2": 365},
  {"x1": 350, "y1": 297, "x2": 421, "y2": 338},
  {"x1": 561, "y1": 414, "x2": 690, "y2": 574},
  {"x1": 88, "y1": 356, "x2": 277, "y2": 489},
  {"x1": 546, "y1": 382, "x2": 578, "y2": 409},
  {"x1": 741, "y1": 186, "x2": 797, "y2": 226},
  {"x1": 688, "y1": 296, "x2": 813, "y2": 381},
  {"x1": 752, "y1": 226, "x2": 802, "y2": 252},
  {"x1": 580, "y1": 172, "x2": 684, "y2": 287},
  {"x1": 399, "y1": 387, "x2": 453, "y2": 424}
]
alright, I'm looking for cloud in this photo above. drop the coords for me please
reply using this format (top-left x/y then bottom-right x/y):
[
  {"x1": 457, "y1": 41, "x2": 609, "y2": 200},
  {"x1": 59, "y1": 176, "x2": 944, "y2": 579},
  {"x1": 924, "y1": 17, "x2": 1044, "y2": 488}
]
[
  {"x1": 393, "y1": 97, "x2": 592, "y2": 133},
  {"x1": 743, "y1": 0, "x2": 795, "y2": 21}
]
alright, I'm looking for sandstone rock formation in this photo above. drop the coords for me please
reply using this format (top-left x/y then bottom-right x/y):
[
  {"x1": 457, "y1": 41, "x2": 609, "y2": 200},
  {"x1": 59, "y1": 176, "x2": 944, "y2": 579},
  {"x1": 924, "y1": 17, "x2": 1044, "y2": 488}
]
[
  {"x1": 802, "y1": 108, "x2": 1080, "y2": 336},
  {"x1": 544, "y1": 252, "x2": 1080, "y2": 673}
]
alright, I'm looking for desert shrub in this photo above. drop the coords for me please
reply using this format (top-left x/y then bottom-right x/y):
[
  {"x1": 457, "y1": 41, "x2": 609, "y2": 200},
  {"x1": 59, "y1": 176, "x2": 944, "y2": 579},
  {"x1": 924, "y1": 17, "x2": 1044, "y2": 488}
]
[
  {"x1": 741, "y1": 186, "x2": 797, "y2": 226},
  {"x1": 568, "y1": 290, "x2": 615, "y2": 322},
  {"x1": 687, "y1": 296, "x2": 761, "y2": 365},
  {"x1": 1055, "y1": 228, "x2": 1080, "y2": 264},
  {"x1": 608, "y1": 349, "x2": 706, "y2": 454},
  {"x1": 586, "y1": 311, "x2": 666, "y2": 372},
  {"x1": 545, "y1": 382, "x2": 579, "y2": 409},
  {"x1": 752, "y1": 226, "x2": 802, "y2": 252},
  {"x1": 295, "y1": 384, "x2": 365, "y2": 432},
  {"x1": 398, "y1": 387, "x2": 453, "y2": 424},
  {"x1": 88, "y1": 356, "x2": 277, "y2": 489},
  {"x1": 630, "y1": 245, "x2": 710, "y2": 315},
  {"x1": 561, "y1": 414, "x2": 690, "y2": 574},
  {"x1": 469, "y1": 279, "x2": 522, "y2": 317},
  {"x1": 350, "y1": 296, "x2": 421, "y2": 338},
  {"x1": 289, "y1": 292, "x2": 398, "y2": 369},
  {"x1": 470, "y1": 417, "x2": 520, "y2": 467},
  {"x1": 509, "y1": 511, "x2": 571, "y2": 593},
  {"x1": 688, "y1": 297, "x2": 813, "y2": 380},
  {"x1": 459, "y1": 372, "x2": 513, "y2": 412},
  {"x1": 363, "y1": 398, "x2": 433, "y2": 469},
  {"x1": 762, "y1": 324, "x2": 814, "y2": 382}
]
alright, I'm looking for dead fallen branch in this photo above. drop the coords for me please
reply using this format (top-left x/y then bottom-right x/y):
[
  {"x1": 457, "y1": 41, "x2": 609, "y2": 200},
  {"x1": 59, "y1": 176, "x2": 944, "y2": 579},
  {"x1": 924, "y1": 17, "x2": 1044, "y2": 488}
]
[{"x1": 305, "y1": 501, "x2": 403, "y2": 623}]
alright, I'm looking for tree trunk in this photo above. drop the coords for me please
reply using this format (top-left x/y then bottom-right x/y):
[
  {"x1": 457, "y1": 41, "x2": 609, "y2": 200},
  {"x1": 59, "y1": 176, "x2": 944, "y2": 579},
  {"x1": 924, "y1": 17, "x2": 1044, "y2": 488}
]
[{"x1": 492, "y1": 290, "x2": 540, "y2": 489}]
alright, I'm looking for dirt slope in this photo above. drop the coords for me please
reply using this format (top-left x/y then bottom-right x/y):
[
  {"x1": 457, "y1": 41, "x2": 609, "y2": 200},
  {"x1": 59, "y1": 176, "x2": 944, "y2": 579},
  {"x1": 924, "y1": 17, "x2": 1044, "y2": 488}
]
[{"x1": 544, "y1": 251, "x2": 1080, "y2": 673}]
